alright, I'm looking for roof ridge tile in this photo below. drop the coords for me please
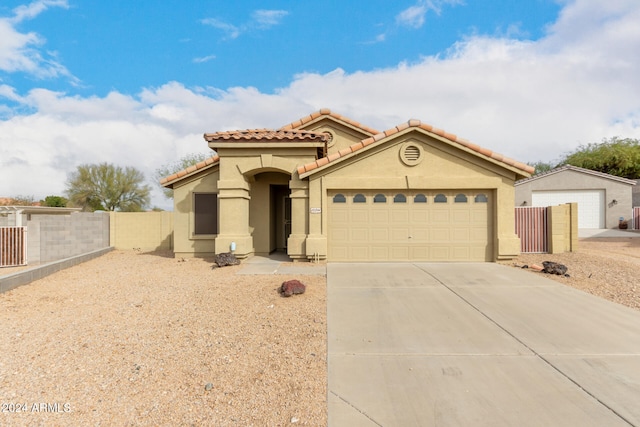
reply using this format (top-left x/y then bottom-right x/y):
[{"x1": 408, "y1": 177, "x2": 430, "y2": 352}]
[{"x1": 280, "y1": 108, "x2": 379, "y2": 135}]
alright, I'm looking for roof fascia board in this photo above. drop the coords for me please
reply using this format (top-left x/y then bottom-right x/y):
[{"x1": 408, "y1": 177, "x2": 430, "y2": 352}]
[{"x1": 161, "y1": 161, "x2": 219, "y2": 189}]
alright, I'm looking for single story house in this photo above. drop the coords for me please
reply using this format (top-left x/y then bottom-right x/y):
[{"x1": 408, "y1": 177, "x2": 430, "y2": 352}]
[
  {"x1": 161, "y1": 109, "x2": 533, "y2": 262},
  {"x1": 515, "y1": 165, "x2": 636, "y2": 229}
]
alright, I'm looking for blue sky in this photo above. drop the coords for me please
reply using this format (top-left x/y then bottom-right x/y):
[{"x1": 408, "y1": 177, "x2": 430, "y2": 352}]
[
  {"x1": 2, "y1": 0, "x2": 560, "y2": 97},
  {"x1": 1, "y1": 0, "x2": 639, "y2": 209}
]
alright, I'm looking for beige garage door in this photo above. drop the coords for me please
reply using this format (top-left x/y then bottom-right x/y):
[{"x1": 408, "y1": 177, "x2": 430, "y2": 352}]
[{"x1": 328, "y1": 190, "x2": 493, "y2": 262}]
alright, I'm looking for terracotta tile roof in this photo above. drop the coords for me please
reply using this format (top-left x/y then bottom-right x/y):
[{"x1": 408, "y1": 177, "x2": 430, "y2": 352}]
[
  {"x1": 515, "y1": 164, "x2": 637, "y2": 186},
  {"x1": 297, "y1": 119, "x2": 535, "y2": 177},
  {"x1": 280, "y1": 108, "x2": 379, "y2": 136},
  {"x1": 160, "y1": 155, "x2": 220, "y2": 187},
  {"x1": 204, "y1": 129, "x2": 329, "y2": 142}
]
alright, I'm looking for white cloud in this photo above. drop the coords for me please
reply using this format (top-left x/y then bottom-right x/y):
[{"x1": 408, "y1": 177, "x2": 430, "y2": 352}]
[
  {"x1": 200, "y1": 18, "x2": 241, "y2": 40},
  {"x1": 2, "y1": 0, "x2": 640, "y2": 209},
  {"x1": 396, "y1": 0, "x2": 463, "y2": 29},
  {"x1": 252, "y1": 10, "x2": 288, "y2": 28},
  {"x1": 0, "y1": 0, "x2": 74, "y2": 80},
  {"x1": 202, "y1": 9, "x2": 289, "y2": 40},
  {"x1": 396, "y1": 4, "x2": 428, "y2": 28},
  {"x1": 193, "y1": 54, "x2": 216, "y2": 64},
  {"x1": 9, "y1": 0, "x2": 68, "y2": 24}
]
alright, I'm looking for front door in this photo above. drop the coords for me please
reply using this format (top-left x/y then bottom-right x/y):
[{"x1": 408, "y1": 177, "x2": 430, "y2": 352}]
[{"x1": 271, "y1": 185, "x2": 291, "y2": 252}]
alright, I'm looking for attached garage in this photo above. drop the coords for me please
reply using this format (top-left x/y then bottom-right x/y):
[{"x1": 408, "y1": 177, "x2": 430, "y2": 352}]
[
  {"x1": 328, "y1": 190, "x2": 493, "y2": 261},
  {"x1": 532, "y1": 190, "x2": 604, "y2": 228}
]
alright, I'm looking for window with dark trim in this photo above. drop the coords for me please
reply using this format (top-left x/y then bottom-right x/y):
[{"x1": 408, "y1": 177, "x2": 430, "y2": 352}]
[
  {"x1": 194, "y1": 193, "x2": 218, "y2": 235},
  {"x1": 475, "y1": 194, "x2": 488, "y2": 203},
  {"x1": 454, "y1": 194, "x2": 468, "y2": 203},
  {"x1": 393, "y1": 194, "x2": 407, "y2": 203},
  {"x1": 414, "y1": 194, "x2": 427, "y2": 203},
  {"x1": 434, "y1": 194, "x2": 447, "y2": 203},
  {"x1": 333, "y1": 194, "x2": 346, "y2": 203},
  {"x1": 374, "y1": 194, "x2": 387, "y2": 203},
  {"x1": 353, "y1": 194, "x2": 366, "y2": 203}
]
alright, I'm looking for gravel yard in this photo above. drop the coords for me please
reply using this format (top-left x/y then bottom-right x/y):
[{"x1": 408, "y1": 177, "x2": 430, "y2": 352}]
[
  {"x1": 1, "y1": 237, "x2": 638, "y2": 425},
  {"x1": 499, "y1": 237, "x2": 640, "y2": 311},
  {"x1": 0, "y1": 251, "x2": 327, "y2": 426}
]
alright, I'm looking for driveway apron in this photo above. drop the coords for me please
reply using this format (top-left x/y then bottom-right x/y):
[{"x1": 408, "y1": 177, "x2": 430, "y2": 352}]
[{"x1": 327, "y1": 263, "x2": 640, "y2": 426}]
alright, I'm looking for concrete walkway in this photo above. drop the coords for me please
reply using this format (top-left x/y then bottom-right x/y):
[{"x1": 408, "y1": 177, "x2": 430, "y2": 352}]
[
  {"x1": 328, "y1": 263, "x2": 640, "y2": 426},
  {"x1": 236, "y1": 253, "x2": 326, "y2": 276}
]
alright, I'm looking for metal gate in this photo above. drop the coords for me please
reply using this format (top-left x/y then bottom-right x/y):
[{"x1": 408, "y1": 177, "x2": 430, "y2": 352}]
[
  {"x1": 0, "y1": 226, "x2": 27, "y2": 267},
  {"x1": 633, "y1": 207, "x2": 640, "y2": 230},
  {"x1": 515, "y1": 207, "x2": 548, "y2": 253}
]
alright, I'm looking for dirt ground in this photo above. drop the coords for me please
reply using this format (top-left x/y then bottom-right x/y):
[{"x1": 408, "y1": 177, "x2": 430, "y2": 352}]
[
  {"x1": 499, "y1": 237, "x2": 640, "y2": 311},
  {"x1": 0, "y1": 251, "x2": 327, "y2": 426},
  {"x1": 1, "y1": 238, "x2": 638, "y2": 425}
]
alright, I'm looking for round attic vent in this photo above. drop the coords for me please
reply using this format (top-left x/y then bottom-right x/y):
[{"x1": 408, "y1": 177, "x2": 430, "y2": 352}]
[{"x1": 400, "y1": 142, "x2": 423, "y2": 166}]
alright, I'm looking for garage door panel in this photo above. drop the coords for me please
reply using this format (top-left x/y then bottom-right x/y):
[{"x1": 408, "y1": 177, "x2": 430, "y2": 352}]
[
  {"x1": 470, "y1": 227, "x2": 489, "y2": 241},
  {"x1": 371, "y1": 246, "x2": 389, "y2": 260},
  {"x1": 410, "y1": 210, "x2": 429, "y2": 222},
  {"x1": 452, "y1": 210, "x2": 471, "y2": 222},
  {"x1": 350, "y1": 209, "x2": 369, "y2": 222},
  {"x1": 390, "y1": 228, "x2": 409, "y2": 240},
  {"x1": 411, "y1": 228, "x2": 429, "y2": 241},
  {"x1": 371, "y1": 210, "x2": 389, "y2": 223},
  {"x1": 351, "y1": 228, "x2": 369, "y2": 242},
  {"x1": 431, "y1": 246, "x2": 451, "y2": 260},
  {"x1": 391, "y1": 210, "x2": 410, "y2": 223},
  {"x1": 330, "y1": 227, "x2": 349, "y2": 241},
  {"x1": 371, "y1": 228, "x2": 389, "y2": 242},
  {"x1": 430, "y1": 228, "x2": 450, "y2": 241},
  {"x1": 471, "y1": 209, "x2": 488, "y2": 223},
  {"x1": 410, "y1": 246, "x2": 429, "y2": 259},
  {"x1": 532, "y1": 190, "x2": 604, "y2": 228},
  {"x1": 391, "y1": 246, "x2": 409, "y2": 259},
  {"x1": 328, "y1": 190, "x2": 493, "y2": 261},
  {"x1": 432, "y1": 211, "x2": 451, "y2": 224},
  {"x1": 452, "y1": 228, "x2": 470, "y2": 242}
]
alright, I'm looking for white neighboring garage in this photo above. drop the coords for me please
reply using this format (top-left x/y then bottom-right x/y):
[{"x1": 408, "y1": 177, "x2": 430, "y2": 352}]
[
  {"x1": 515, "y1": 165, "x2": 636, "y2": 229},
  {"x1": 532, "y1": 190, "x2": 604, "y2": 228}
]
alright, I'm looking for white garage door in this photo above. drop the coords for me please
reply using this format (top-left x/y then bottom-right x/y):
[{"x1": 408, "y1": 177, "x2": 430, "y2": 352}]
[
  {"x1": 532, "y1": 190, "x2": 604, "y2": 228},
  {"x1": 328, "y1": 190, "x2": 493, "y2": 262}
]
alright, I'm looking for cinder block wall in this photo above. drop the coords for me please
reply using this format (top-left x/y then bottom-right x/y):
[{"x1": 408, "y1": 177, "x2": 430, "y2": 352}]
[
  {"x1": 30, "y1": 212, "x2": 110, "y2": 263},
  {"x1": 109, "y1": 212, "x2": 173, "y2": 251}
]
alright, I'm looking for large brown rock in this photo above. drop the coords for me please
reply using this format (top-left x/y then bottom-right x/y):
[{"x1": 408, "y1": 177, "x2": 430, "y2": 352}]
[{"x1": 280, "y1": 280, "x2": 306, "y2": 297}]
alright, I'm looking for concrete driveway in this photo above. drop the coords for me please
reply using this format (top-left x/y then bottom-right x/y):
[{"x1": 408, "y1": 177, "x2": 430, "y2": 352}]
[{"x1": 327, "y1": 263, "x2": 640, "y2": 426}]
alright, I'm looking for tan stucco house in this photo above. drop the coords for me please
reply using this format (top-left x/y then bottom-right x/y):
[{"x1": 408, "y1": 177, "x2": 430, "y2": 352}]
[{"x1": 161, "y1": 109, "x2": 533, "y2": 262}]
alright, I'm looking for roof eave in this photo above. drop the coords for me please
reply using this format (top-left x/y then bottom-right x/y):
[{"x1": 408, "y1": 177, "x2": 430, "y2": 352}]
[
  {"x1": 299, "y1": 125, "x2": 534, "y2": 179},
  {"x1": 515, "y1": 165, "x2": 637, "y2": 186},
  {"x1": 209, "y1": 141, "x2": 326, "y2": 150}
]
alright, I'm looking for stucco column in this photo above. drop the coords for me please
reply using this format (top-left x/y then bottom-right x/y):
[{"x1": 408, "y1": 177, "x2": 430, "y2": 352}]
[
  {"x1": 215, "y1": 179, "x2": 254, "y2": 258},
  {"x1": 305, "y1": 176, "x2": 327, "y2": 260},
  {"x1": 495, "y1": 185, "x2": 521, "y2": 260},
  {"x1": 287, "y1": 177, "x2": 309, "y2": 261}
]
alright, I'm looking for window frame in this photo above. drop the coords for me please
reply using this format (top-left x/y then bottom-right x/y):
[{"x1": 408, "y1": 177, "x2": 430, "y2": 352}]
[{"x1": 191, "y1": 192, "x2": 219, "y2": 238}]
